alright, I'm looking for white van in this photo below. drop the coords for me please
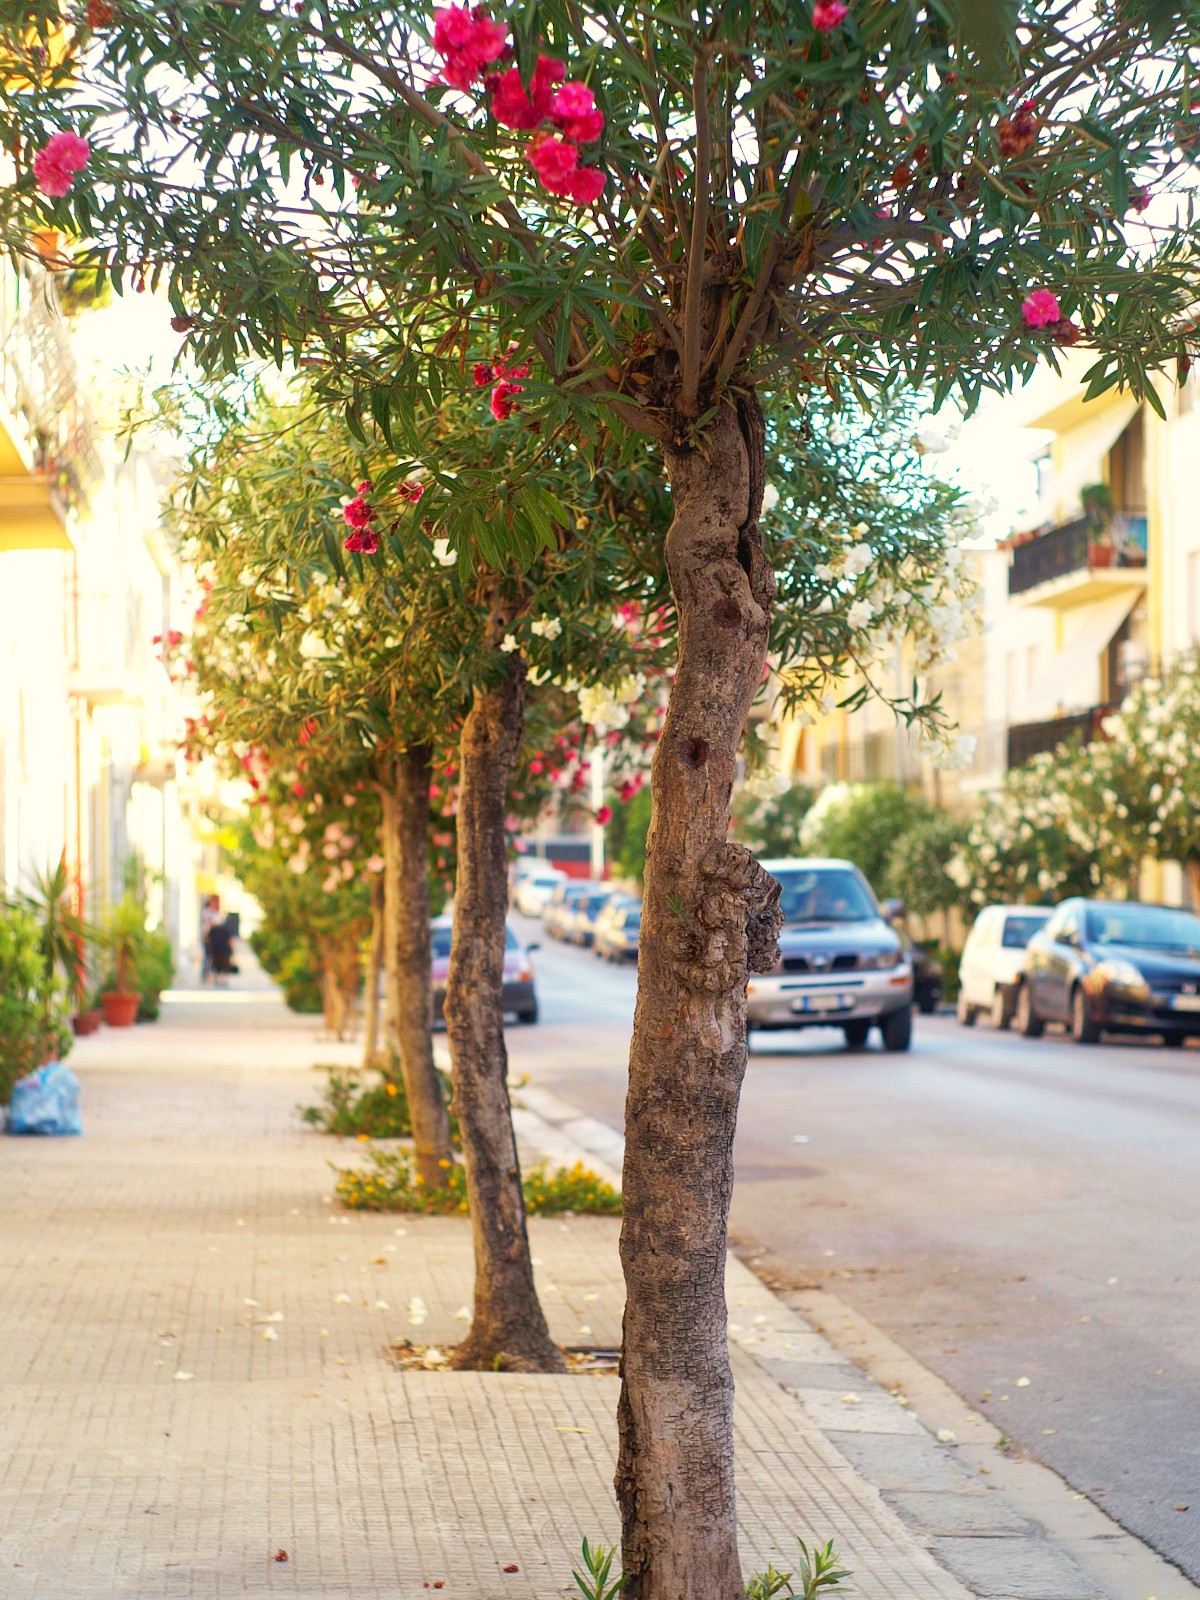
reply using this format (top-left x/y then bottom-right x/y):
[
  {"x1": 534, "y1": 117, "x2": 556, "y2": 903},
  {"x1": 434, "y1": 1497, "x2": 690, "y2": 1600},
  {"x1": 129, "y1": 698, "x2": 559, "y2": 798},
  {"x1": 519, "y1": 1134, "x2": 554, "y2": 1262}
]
[{"x1": 957, "y1": 904, "x2": 1054, "y2": 1028}]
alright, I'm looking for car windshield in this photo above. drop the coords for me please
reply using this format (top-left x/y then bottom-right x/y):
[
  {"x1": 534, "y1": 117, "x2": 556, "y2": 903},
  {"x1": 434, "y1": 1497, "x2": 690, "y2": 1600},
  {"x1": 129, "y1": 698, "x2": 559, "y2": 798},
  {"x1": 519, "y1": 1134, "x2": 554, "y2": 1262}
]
[
  {"x1": 774, "y1": 868, "x2": 876, "y2": 924},
  {"x1": 431, "y1": 925, "x2": 519, "y2": 958},
  {"x1": 1002, "y1": 914, "x2": 1050, "y2": 949},
  {"x1": 1085, "y1": 904, "x2": 1200, "y2": 954}
]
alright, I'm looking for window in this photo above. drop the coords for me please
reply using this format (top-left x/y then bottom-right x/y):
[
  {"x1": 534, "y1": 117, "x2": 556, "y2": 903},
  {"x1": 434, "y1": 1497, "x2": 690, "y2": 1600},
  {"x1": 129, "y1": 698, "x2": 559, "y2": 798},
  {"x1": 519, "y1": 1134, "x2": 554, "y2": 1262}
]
[
  {"x1": 773, "y1": 867, "x2": 877, "y2": 924},
  {"x1": 1002, "y1": 912, "x2": 1051, "y2": 949}
]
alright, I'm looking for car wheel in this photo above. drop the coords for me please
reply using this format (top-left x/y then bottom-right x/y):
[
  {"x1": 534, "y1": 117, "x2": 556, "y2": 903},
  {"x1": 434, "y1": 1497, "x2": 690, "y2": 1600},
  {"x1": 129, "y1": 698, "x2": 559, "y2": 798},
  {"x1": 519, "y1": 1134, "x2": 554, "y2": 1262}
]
[
  {"x1": 518, "y1": 1003, "x2": 539, "y2": 1026},
  {"x1": 1070, "y1": 985, "x2": 1100, "y2": 1044},
  {"x1": 956, "y1": 993, "x2": 977, "y2": 1027},
  {"x1": 918, "y1": 990, "x2": 937, "y2": 1016},
  {"x1": 1014, "y1": 982, "x2": 1044, "y2": 1038},
  {"x1": 1162, "y1": 1033, "x2": 1186, "y2": 1049},
  {"x1": 990, "y1": 988, "x2": 1011, "y2": 1030},
  {"x1": 881, "y1": 1006, "x2": 913, "y2": 1053},
  {"x1": 843, "y1": 1020, "x2": 871, "y2": 1049}
]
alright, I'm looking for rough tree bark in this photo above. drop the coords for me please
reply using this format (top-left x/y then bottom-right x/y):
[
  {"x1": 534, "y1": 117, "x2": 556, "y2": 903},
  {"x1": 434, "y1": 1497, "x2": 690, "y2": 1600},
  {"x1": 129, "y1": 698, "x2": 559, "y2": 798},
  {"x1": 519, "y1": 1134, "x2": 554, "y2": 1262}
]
[
  {"x1": 616, "y1": 400, "x2": 783, "y2": 1600},
  {"x1": 379, "y1": 745, "x2": 454, "y2": 1190},
  {"x1": 361, "y1": 873, "x2": 385, "y2": 1069},
  {"x1": 445, "y1": 637, "x2": 564, "y2": 1373}
]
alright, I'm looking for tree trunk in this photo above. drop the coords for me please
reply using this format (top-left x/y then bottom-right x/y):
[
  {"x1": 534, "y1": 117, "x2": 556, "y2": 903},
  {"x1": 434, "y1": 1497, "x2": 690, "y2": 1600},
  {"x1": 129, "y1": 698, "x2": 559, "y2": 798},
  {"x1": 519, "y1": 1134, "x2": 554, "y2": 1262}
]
[
  {"x1": 1186, "y1": 856, "x2": 1200, "y2": 911},
  {"x1": 317, "y1": 935, "x2": 356, "y2": 1039},
  {"x1": 445, "y1": 646, "x2": 564, "y2": 1373},
  {"x1": 380, "y1": 747, "x2": 454, "y2": 1191},
  {"x1": 362, "y1": 873, "x2": 385, "y2": 1069},
  {"x1": 616, "y1": 399, "x2": 782, "y2": 1600}
]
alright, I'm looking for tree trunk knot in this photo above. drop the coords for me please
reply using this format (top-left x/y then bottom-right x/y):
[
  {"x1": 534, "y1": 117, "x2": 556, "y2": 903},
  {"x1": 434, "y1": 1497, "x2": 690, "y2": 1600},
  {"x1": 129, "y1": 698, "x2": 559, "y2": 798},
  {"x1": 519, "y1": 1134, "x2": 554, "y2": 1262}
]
[{"x1": 664, "y1": 844, "x2": 782, "y2": 992}]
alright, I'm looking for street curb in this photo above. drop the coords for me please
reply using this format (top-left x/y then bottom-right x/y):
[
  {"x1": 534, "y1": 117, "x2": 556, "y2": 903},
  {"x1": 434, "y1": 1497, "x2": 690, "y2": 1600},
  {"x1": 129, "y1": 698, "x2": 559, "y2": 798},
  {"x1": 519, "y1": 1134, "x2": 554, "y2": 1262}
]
[{"x1": 503, "y1": 1067, "x2": 1199, "y2": 1600}]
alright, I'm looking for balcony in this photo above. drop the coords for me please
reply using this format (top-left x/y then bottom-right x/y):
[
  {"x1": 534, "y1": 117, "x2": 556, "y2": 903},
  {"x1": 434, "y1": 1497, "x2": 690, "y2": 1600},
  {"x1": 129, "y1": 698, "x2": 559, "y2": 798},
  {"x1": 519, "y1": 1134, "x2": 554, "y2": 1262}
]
[
  {"x1": 1007, "y1": 514, "x2": 1148, "y2": 609},
  {"x1": 1007, "y1": 706, "x2": 1110, "y2": 769},
  {"x1": 0, "y1": 256, "x2": 99, "y2": 552}
]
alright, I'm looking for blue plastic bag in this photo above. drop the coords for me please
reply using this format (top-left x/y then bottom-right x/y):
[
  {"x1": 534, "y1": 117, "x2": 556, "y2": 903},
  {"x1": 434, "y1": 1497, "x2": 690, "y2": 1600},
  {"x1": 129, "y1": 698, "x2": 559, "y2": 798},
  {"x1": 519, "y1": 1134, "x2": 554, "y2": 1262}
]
[{"x1": 7, "y1": 1061, "x2": 83, "y2": 1136}]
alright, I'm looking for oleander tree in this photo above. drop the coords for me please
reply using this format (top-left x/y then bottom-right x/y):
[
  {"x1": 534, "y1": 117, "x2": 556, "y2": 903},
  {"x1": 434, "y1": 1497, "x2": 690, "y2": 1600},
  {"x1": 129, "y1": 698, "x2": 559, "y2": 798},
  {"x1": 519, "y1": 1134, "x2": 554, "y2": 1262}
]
[
  {"x1": 166, "y1": 374, "x2": 676, "y2": 1368},
  {"x1": 949, "y1": 737, "x2": 1140, "y2": 907},
  {"x1": 8, "y1": 1, "x2": 1200, "y2": 1591},
  {"x1": 1096, "y1": 658, "x2": 1200, "y2": 903}
]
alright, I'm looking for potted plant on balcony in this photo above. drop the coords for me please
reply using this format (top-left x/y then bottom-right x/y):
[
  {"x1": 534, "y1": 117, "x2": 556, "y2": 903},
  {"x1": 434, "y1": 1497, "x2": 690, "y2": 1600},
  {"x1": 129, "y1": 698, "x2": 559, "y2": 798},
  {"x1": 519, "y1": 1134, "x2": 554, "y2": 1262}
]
[
  {"x1": 99, "y1": 895, "x2": 146, "y2": 1027},
  {"x1": 1081, "y1": 483, "x2": 1116, "y2": 567}
]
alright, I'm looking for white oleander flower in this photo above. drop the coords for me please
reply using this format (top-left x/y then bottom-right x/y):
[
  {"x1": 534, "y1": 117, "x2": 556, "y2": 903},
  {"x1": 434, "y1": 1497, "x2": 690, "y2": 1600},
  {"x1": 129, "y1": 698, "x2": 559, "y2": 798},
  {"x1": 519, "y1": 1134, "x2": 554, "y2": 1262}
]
[
  {"x1": 432, "y1": 538, "x2": 457, "y2": 567},
  {"x1": 530, "y1": 616, "x2": 563, "y2": 640},
  {"x1": 499, "y1": 634, "x2": 519, "y2": 653}
]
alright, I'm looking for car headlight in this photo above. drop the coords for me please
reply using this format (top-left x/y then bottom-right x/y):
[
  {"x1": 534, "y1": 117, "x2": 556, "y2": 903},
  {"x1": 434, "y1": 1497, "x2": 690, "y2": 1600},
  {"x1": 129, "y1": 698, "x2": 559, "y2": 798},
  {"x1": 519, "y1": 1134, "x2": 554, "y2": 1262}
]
[
  {"x1": 1093, "y1": 958, "x2": 1147, "y2": 991},
  {"x1": 866, "y1": 948, "x2": 904, "y2": 970}
]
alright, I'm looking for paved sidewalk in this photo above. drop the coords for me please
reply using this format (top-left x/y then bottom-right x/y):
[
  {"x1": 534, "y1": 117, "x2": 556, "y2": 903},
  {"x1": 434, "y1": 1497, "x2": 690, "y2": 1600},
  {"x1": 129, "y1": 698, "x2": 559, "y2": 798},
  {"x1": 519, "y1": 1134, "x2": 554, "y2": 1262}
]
[{"x1": 0, "y1": 985, "x2": 1086, "y2": 1600}]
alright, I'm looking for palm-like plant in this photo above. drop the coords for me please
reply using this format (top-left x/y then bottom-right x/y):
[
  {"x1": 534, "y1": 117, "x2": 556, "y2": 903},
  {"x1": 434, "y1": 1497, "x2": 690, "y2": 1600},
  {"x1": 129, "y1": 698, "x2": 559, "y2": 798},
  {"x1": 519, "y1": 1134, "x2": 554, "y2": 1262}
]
[
  {"x1": 14, "y1": 857, "x2": 93, "y2": 1006},
  {"x1": 103, "y1": 894, "x2": 147, "y2": 995}
]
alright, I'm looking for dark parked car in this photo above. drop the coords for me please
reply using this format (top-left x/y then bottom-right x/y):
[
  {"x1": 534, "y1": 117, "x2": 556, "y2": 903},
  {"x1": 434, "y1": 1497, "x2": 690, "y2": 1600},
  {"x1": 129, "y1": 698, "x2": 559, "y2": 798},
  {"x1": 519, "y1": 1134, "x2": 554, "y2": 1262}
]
[
  {"x1": 430, "y1": 915, "x2": 539, "y2": 1024},
  {"x1": 1015, "y1": 897, "x2": 1200, "y2": 1045},
  {"x1": 895, "y1": 928, "x2": 944, "y2": 1014}
]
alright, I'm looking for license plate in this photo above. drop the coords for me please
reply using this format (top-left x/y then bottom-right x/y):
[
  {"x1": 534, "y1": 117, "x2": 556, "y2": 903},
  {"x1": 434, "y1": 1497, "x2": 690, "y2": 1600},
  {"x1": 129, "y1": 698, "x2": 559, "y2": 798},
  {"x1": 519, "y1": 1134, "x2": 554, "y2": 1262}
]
[
  {"x1": 1172, "y1": 994, "x2": 1200, "y2": 1011},
  {"x1": 791, "y1": 993, "x2": 852, "y2": 1014}
]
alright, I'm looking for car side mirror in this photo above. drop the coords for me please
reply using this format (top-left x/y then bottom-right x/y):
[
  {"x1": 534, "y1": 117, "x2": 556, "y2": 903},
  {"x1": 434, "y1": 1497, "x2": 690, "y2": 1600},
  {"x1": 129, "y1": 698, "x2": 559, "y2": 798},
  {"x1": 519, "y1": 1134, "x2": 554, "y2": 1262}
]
[{"x1": 526, "y1": 941, "x2": 540, "y2": 952}]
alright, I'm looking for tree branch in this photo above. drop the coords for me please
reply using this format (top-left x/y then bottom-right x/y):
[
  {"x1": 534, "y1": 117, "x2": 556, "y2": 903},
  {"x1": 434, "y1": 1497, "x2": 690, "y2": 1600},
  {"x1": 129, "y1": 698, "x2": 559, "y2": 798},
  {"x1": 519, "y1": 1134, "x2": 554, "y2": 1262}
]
[{"x1": 679, "y1": 46, "x2": 712, "y2": 416}]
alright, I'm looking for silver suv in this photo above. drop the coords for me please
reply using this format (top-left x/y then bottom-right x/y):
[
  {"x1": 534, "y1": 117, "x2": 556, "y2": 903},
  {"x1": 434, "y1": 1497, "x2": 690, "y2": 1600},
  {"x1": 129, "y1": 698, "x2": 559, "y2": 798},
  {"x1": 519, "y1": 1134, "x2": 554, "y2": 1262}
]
[{"x1": 746, "y1": 858, "x2": 913, "y2": 1051}]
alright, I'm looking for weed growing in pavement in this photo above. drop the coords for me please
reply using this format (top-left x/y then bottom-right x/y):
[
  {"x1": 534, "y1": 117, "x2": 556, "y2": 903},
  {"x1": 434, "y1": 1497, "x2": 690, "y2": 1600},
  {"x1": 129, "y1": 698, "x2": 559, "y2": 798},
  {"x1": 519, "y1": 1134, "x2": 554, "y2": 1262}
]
[
  {"x1": 745, "y1": 1540, "x2": 852, "y2": 1600},
  {"x1": 570, "y1": 1537, "x2": 849, "y2": 1600},
  {"x1": 333, "y1": 1147, "x2": 621, "y2": 1215},
  {"x1": 573, "y1": 1539, "x2": 624, "y2": 1600},
  {"x1": 300, "y1": 1065, "x2": 458, "y2": 1142}
]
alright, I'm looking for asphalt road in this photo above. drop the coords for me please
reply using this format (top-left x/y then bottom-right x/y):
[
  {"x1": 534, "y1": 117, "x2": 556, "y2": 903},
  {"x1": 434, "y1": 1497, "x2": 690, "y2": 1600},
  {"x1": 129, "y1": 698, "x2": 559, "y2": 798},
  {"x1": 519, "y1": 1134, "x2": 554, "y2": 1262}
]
[{"x1": 507, "y1": 912, "x2": 1200, "y2": 1582}]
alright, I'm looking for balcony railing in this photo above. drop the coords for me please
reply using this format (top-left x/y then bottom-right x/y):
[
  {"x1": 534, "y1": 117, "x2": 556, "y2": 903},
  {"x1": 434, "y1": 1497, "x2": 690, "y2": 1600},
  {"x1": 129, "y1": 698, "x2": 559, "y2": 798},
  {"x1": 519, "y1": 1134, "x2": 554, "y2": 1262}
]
[
  {"x1": 0, "y1": 258, "x2": 100, "y2": 507},
  {"x1": 1007, "y1": 706, "x2": 1111, "y2": 769},
  {"x1": 1008, "y1": 514, "x2": 1149, "y2": 597}
]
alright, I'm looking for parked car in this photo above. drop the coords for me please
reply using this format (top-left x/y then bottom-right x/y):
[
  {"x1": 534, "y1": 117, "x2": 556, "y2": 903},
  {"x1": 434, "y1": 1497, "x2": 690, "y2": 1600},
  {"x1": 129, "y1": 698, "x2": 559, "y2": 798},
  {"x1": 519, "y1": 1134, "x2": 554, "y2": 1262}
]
[
  {"x1": 594, "y1": 898, "x2": 642, "y2": 962},
  {"x1": 1015, "y1": 897, "x2": 1200, "y2": 1045},
  {"x1": 430, "y1": 914, "x2": 539, "y2": 1024},
  {"x1": 512, "y1": 865, "x2": 567, "y2": 917},
  {"x1": 893, "y1": 928, "x2": 944, "y2": 1014},
  {"x1": 957, "y1": 904, "x2": 1054, "y2": 1028},
  {"x1": 568, "y1": 886, "x2": 626, "y2": 947},
  {"x1": 745, "y1": 858, "x2": 913, "y2": 1052},
  {"x1": 543, "y1": 881, "x2": 593, "y2": 940}
]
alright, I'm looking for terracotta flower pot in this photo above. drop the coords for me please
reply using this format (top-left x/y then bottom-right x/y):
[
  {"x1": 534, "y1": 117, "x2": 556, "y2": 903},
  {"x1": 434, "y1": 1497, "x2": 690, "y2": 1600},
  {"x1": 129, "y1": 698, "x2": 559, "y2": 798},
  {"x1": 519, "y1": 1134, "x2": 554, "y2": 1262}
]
[
  {"x1": 72, "y1": 1011, "x2": 101, "y2": 1037},
  {"x1": 1088, "y1": 542, "x2": 1115, "y2": 568},
  {"x1": 101, "y1": 991, "x2": 141, "y2": 1027}
]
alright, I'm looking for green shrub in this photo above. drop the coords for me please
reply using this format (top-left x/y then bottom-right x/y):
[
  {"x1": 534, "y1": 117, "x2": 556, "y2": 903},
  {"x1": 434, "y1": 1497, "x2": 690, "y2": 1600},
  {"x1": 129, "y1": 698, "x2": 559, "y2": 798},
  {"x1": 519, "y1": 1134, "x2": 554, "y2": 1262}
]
[
  {"x1": 251, "y1": 929, "x2": 324, "y2": 1013},
  {"x1": 334, "y1": 1148, "x2": 622, "y2": 1215},
  {"x1": 0, "y1": 903, "x2": 71, "y2": 1105},
  {"x1": 302, "y1": 1064, "x2": 460, "y2": 1144},
  {"x1": 935, "y1": 944, "x2": 961, "y2": 1003},
  {"x1": 301, "y1": 1067, "x2": 415, "y2": 1138},
  {"x1": 135, "y1": 928, "x2": 176, "y2": 1021}
]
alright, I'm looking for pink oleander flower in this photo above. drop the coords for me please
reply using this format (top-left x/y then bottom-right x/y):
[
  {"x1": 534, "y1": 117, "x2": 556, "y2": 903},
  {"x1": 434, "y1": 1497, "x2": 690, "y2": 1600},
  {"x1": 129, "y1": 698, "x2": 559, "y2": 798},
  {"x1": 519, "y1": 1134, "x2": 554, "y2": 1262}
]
[
  {"x1": 551, "y1": 81, "x2": 604, "y2": 144},
  {"x1": 811, "y1": 0, "x2": 848, "y2": 30},
  {"x1": 527, "y1": 132, "x2": 578, "y2": 194},
  {"x1": 33, "y1": 131, "x2": 91, "y2": 198},
  {"x1": 344, "y1": 527, "x2": 381, "y2": 555},
  {"x1": 397, "y1": 479, "x2": 425, "y2": 503},
  {"x1": 489, "y1": 54, "x2": 565, "y2": 130},
  {"x1": 595, "y1": 804, "x2": 612, "y2": 825},
  {"x1": 1022, "y1": 288, "x2": 1062, "y2": 329},
  {"x1": 473, "y1": 361, "x2": 494, "y2": 386},
  {"x1": 432, "y1": 4, "x2": 508, "y2": 91},
  {"x1": 564, "y1": 166, "x2": 606, "y2": 205},
  {"x1": 342, "y1": 495, "x2": 376, "y2": 529},
  {"x1": 490, "y1": 379, "x2": 522, "y2": 420}
]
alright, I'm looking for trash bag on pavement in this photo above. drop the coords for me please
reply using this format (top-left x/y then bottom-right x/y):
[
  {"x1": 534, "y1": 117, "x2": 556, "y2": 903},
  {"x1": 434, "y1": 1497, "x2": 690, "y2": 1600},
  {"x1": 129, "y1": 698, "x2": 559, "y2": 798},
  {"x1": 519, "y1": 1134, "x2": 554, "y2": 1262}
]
[{"x1": 6, "y1": 1061, "x2": 83, "y2": 1136}]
